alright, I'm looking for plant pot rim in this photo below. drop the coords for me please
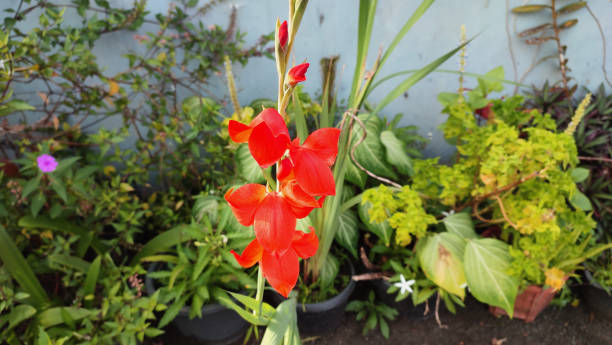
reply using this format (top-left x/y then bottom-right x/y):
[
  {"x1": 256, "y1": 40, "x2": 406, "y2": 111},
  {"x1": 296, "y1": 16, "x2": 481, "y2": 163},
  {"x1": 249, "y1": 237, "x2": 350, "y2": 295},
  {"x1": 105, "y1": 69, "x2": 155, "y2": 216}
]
[
  {"x1": 294, "y1": 259, "x2": 356, "y2": 312},
  {"x1": 585, "y1": 270, "x2": 609, "y2": 291}
]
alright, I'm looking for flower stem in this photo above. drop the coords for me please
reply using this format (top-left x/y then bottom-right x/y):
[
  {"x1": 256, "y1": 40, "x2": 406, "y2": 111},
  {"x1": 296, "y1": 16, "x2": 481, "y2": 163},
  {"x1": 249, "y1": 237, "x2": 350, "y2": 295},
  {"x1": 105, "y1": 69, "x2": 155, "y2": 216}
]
[{"x1": 255, "y1": 266, "x2": 264, "y2": 317}]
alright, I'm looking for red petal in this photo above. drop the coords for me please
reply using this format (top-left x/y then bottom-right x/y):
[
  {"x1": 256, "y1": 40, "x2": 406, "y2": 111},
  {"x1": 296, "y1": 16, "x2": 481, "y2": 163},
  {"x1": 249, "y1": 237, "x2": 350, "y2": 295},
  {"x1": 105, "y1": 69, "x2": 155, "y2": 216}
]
[
  {"x1": 261, "y1": 247, "x2": 299, "y2": 298},
  {"x1": 277, "y1": 158, "x2": 294, "y2": 182},
  {"x1": 292, "y1": 228, "x2": 319, "y2": 259},
  {"x1": 288, "y1": 63, "x2": 309, "y2": 86},
  {"x1": 231, "y1": 239, "x2": 263, "y2": 268},
  {"x1": 279, "y1": 20, "x2": 288, "y2": 48},
  {"x1": 280, "y1": 180, "x2": 320, "y2": 218},
  {"x1": 248, "y1": 112, "x2": 290, "y2": 168},
  {"x1": 290, "y1": 148, "x2": 336, "y2": 196},
  {"x1": 225, "y1": 184, "x2": 267, "y2": 226},
  {"x1": 254, "y1": 193, "x2": 296, "y2": 252},
  {"x1": 259, "y1": 108, "x2": 290, "y2": 139},
  {"x1": 228, "y1": 120, "x2": 253, "y2": 143},
  {"x1": 301, "y1": 128, "x2": 341, "y2": 166}
]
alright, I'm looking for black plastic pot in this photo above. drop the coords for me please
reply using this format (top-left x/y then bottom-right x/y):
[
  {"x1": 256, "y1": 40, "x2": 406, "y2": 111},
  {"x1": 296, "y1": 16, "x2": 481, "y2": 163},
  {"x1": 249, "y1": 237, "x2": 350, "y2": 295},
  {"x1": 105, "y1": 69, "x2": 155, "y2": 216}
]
[
  {"x1": 581, "y1": 271, "x2": 612, "y2": 322},
  {"x1": 145, "y1": 264, "x2": 248, "y2": 345},
  {"x1": 370, "y1": 279, "x2": 431, "y2": 319},
  {"x1": 274, "y1": 261, "x2": 356, "y2": 335}
]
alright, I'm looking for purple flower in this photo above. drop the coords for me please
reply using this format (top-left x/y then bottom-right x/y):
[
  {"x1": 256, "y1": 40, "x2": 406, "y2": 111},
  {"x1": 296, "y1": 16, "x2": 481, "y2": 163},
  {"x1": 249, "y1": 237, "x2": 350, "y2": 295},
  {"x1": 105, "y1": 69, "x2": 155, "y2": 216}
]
[{"x1": 37, "y1": 154, "x2": 58, "y2": 173}]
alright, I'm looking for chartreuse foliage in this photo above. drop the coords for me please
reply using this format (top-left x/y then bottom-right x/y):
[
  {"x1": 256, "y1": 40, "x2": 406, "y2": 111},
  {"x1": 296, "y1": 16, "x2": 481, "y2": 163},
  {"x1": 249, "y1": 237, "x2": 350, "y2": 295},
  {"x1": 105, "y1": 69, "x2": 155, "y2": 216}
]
[{"x1": 363, "y1": 67, "x2": 612, "y2": 318}]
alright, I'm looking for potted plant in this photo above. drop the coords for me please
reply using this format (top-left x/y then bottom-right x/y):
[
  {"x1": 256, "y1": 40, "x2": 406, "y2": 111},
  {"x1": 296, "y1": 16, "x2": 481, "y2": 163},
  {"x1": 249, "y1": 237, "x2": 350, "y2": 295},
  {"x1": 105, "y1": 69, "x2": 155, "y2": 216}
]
[
  {"x1": 363, "y1": 69, "x2": 612, "y2": 323},
  {"x1": 534, "y1": 84, "x2": 612, "y2": 321},
  {"x1": 142, "y1": 194, "x2": 256, "y2": 343}
]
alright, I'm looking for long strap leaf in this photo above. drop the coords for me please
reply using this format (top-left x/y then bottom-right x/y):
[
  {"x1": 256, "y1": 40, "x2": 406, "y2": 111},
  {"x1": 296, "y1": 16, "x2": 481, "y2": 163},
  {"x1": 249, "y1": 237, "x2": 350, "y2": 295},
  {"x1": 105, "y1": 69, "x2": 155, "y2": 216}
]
[
  {"x1": 372, "y1": 39, "x2": 473, "y2": 116},
  {"x1": 130, "y1": 224, "x2": 199, "y2": 266},
  {"x1": 0, "y1": 225, "x2": 50, "y2": 308},
  {"x1": 18, "y1": 216, "x2": 108, "y2": 254},
  {"x1": 348, "y1": 0, "x2": 378, "y2": 107}
]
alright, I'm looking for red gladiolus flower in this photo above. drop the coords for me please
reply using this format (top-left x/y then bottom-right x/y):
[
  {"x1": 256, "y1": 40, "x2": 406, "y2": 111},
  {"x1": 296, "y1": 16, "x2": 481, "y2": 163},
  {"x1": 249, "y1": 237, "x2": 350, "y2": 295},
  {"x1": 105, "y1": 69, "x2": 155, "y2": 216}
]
[
  {"x1": 228, "y1": 108, "x2": 290, "y2": 168},
  {"x1": 231, "y1": 229, "x2": 319, "y2": 297},
  {"x1": 278, "y1": 20, "x2": 288, "y2": 49},
  {"x1": 225, "y1": 184, "x2": 321, "y2": 253},
  {"x1": 287, "y1": 63, "x2": 309, "y2": 86},
  {"x1": 288, "y1": 128, "x2": 341, "y2": 196}
]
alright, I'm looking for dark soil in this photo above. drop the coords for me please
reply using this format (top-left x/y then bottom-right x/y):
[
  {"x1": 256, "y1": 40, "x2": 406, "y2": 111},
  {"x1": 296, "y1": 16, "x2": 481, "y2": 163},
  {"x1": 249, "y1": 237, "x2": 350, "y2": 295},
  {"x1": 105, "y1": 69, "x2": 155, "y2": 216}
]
[{"x1": 151, "y1": 289, "x2": 612, "y2": 345}]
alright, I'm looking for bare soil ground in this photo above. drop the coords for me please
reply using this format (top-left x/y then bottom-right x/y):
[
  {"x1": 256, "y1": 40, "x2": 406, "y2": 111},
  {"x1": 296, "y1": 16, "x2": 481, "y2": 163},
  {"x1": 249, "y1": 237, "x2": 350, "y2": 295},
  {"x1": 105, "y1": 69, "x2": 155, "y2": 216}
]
[{"x1": 154, "y1": 292, "x2": 612, "y2": 345}]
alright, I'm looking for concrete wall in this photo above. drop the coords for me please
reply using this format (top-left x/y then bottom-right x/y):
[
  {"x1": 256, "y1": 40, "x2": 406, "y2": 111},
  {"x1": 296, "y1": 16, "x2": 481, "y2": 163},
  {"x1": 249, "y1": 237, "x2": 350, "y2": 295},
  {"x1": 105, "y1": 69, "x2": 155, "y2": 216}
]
[{"x1": 3, "y1": 0, "x2": 611, "y2": 159}]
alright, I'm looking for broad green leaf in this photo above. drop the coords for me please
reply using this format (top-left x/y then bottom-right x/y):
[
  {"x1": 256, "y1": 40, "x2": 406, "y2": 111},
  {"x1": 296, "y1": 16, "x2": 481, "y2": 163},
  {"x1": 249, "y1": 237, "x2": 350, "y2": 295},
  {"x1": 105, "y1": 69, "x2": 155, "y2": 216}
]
[
  {"x1": 37, "y1": 307, "x2": 93, "y2": 328},
  {"x1": 570, "y1": 167, "x2": 589, "y2": 183},
  {"x1": 0, "y1": 225, "x2": 49, "y2": 308},
  {"x1": 54, "y1": 157, "x2": 80, "y2": 174},
  {"x1": 345, "y1": 158, "x2": 367, "y2": 188},
  {"x1": 261, "y1": 298, "x2": 297, "y2": 345},
  {"x1": 570, "y1": 191, "x2": 592, "y2": 211},
  {"x1": 236, "y1": 144, "x2": 264, "y2": 183},
  {"x1": 443, "y1": 212, "x2": 477, "y2": 239},
  {"x1": 416, "y1": 233, "x2": 466, "y2": 298},
  {"x1": 358, "y1": 201, "x2": 393, "y2": 246},
  {"x1": 511, "y1": 4, "x2": 550, "y2": 13},
  {"x1": 192, "y1": 195, "x2": 218, "y2": 224},
  {"x1": 380, "y1": 130, "x2": 413, "y2": 175},
  {"x1": 464, "y1": 238, "x2": 518, "y2": 317},
  {"x1": 351, "y1": 114, "x2": 398, "y2": 181},
  {"x1": 319, "y1": 254, "x2": 339, "y2": 289},
  {"x1": 7, "y1": 305, "x2": 37, "y2": 331},
  {"x1": 49, "y1": 178, "x2": 68, "y2": 202},
  {"x1": 334, "y1": 210, "x2": 359, "y2": 258}
]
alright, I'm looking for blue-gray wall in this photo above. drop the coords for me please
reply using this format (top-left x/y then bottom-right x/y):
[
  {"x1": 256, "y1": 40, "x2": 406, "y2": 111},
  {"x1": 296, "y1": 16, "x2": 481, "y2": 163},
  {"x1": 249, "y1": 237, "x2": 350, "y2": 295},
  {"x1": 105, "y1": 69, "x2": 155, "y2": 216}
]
[{"x1": 3, "y1": 0, "x2": 611, "y2": 159}]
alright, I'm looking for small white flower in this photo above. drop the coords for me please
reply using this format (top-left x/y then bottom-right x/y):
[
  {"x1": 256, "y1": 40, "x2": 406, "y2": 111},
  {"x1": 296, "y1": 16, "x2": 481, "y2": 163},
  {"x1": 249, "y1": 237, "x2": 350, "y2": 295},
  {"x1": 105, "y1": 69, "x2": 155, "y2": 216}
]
[
  {"x1": 0, "y1": 59, "x2": 5, "y2": 71},
  {"x1": 460, "y1": 283, "x2": 468, "y2": 289},
  {"x1": 441, "y1": 209, "x2": 455, "y2": 217},
  {"x1": 393, "y1": 274, "x2": 416, "y2": 295}
]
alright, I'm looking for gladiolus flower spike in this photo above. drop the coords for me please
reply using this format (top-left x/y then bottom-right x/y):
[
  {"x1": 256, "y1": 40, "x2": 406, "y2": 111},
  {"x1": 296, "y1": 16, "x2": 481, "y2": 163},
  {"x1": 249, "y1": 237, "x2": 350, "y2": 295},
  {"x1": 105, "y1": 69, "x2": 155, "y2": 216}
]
[
  {"x1": 278, "y1": 20, "x2": 288, "y2": 49},
  {"x1": 287, "y1": 63, "x2": 309, "y2": 86}
]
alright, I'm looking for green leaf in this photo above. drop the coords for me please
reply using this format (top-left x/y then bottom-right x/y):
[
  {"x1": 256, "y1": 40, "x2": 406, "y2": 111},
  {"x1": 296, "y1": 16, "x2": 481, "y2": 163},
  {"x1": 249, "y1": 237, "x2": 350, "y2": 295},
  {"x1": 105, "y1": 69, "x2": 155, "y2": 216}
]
[
  {"x1": 359, "y1": 201, "x2": 393, "y2": 246},
  {"x1": 7, "y1": 305, "x2": 37, "y2": 331},
  {"x1": 227, "y1": 291, "x2": 275, "y2": 317},
  {"x1": 348, "y1": 0, "x2": 378, "y2": 107},
  {"x1": 351, "y1": 114, "x2": 398, "y2": 180},
  {"x1": 192, "y1": 195, "x2": 218, "y2": 224},
  {"x1": 464, "y1": 238, "x2": 518, "y2": 317},
  {"x1": 158, "y1": 295, "x2": 188, "y2": 328},
  {"x1": 416, "y1": 233, "x2": 466, "y2": 298},
  {"x1": 0, "y1": 225, "x2": 49, "y2": 308},
  {"x1": 37, "y1": 307, "x2": 93, "y2": 328},
  {"x1": 261, "y1": 298, "x2": 297, "y2": 345},
  {"x1": 236, "y1": 144, "x2": 265, "y2": 183},
  {"x1": 379, "y1": 316, "x2": 390, "y2": 339},
  {"x1": 570, "y1": 167, "x2": 589, "y2": 183},
  {"x1": 372, "y1": 40, "x2": 471, "y2": 115},
  {"x1": 380, "y1": 130, "x2": 413, "y2": 175},
  {"x1": 53, "y1": 157, "x2": 80, "y2": 174},
  {"x1": 47, "y1": 254, "x2": 90, "y2": 272},
  {"x1": 319, "y1": 254, "x2": 339, "y2": 289},
  {"x1": 557, "y1": 1, "x2": 586, "y2": 14},
  {"x1": 334, "y1": 211, "x2": 359, "y2": 258},
  {"x1": 214, "y1": 289, "x2": 269, "y2": 326},
  {"x1": 130, "y1": 224, "x2": 200, "y2": 265},
  {"x1": 511, "y1": 4, "x2": 550, "y2": 13},
  {"x1": 30, "y1": 192, "x2": 46, "y2": 217},
  {"x1": 0, "y1": 99, "x2": 35, "y2": 117},
  {"x1": 49, "y1": 178, "x2": 68, "y2": 202},
  {"x1": 18, "y1": 216, "x2": 109, "y2": 254},
  {"x1": 442, "y1": 212, "x2": 477, "y2": 239},
  {"x1": 83, "y1": 256, "x2": 101, "y2": 300},
  {"x1": 345, "y1": 158, "x2": 367, "y2": 188},
  {"x1": 22, "y1": 176, "x2": 41, "y2": 199},
  {"x1": 570, "y1": 191, "x2": 592, "y2": 211}
]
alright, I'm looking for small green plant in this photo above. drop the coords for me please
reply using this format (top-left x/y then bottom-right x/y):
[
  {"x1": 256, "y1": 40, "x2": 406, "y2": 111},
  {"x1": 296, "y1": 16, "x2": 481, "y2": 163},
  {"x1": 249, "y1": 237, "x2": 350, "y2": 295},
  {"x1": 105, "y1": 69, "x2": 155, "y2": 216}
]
[
  {"x1": 346, "y1": 291, "x2": 398, "y2": 339},
  {"x1": 143, "y1": 193, "x2": 255, "y2": 327}
]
